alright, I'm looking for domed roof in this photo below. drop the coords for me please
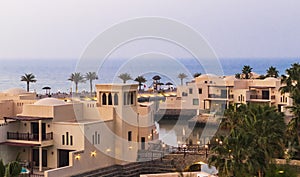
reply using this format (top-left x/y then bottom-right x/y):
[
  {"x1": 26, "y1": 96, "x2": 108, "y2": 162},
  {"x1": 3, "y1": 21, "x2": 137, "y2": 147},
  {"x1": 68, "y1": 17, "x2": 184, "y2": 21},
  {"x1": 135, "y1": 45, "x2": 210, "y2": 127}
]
[
  {"x1": 197, "y1": 74, "x2": 219, "y2": 79},
  {"x1": 3, "y1": 88, "x2": 27, "y2": 95},
  {"x1": 34, "y1": 98, "x2": 66, "y2": 106},
  {"x1": 223, "y1": 75, "x2": 237, "y2": 81}
]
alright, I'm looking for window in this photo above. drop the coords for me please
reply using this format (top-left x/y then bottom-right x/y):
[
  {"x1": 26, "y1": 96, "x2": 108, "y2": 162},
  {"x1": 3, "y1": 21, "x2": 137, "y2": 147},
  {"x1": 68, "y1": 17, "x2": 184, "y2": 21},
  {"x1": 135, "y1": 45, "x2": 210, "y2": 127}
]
[
  {"x1": 66, "y1": 132, "x2": 69, "y2": 145},
  {"x1": 189, "y1": 88, "x2": 193, "y2": 94},
  {"x1": 62, "y1": 135, "x2": 65, "y2": 145},
  {"x1": 123, "y1": 93, "x2": 127, "y2": 105},
  {"x1": 70, "y1": 136, "x2": 73, "y2": 146},
  {"x1": 114, "y1": 93, "x2": 118, "y2": 105},
  {"x1": 131, "y1": 92, "x2": 134, "y2": 104},
  {"x1": 108, "y1": 93, "x2": 112, "y2": 105},
  {"x1": 193, "y1": 99, "x2": 199, "y2": 105},
  {"x1": 198, "y1": 88, "x2": 202, "y2": 94},
  {"x1": 128, "y1": 131, "x2": 132, "y2": 141},
  {"x1": 93, "y1": 131, "x2": 100, "y2": 145},
  {"x1": 102, "y1": 93, "x2": 107, "y2": 105},
  {"x1": 182, "y1": 92, "x2": 188, "y2": 96}
]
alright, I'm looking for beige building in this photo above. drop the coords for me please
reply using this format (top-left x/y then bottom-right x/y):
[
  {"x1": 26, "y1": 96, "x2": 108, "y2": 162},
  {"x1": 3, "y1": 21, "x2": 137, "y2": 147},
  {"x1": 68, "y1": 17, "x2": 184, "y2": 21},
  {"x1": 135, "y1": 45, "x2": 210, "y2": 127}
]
[
  {"x1": 161, "y1": 74, "x2": 292, "y2": 113},
  {"x1": 0, "y1": 84, "x2": 157, "y2": 177}
]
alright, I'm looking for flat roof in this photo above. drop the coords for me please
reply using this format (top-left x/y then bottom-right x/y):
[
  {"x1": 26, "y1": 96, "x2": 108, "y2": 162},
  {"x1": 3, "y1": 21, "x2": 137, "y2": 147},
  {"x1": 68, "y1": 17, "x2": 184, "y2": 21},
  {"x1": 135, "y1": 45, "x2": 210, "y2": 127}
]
[{"x1": 4, "y1": 116, "x2": 53, "y2": 121}]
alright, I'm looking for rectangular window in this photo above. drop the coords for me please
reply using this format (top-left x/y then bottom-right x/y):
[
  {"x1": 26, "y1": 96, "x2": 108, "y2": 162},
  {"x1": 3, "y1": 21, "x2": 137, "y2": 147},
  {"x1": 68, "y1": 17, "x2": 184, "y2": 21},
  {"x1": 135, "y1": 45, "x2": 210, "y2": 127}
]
[
  {"x1": 193, "y1": 99, "x2": 199, "y2": 105},
  {"x1": 128, "y1": 131, "x2": 132, "y2": 141},
  {"x1": 70, "y1": 136, "x2": 73, "y2": 146},
  {"x1": 182, "y1": 92, "x2": 188, "y2": 97},
  {"x1": 92, "y1": 135, "x2": 95, "y2": 145},
  {"x1": 62, "y1": 135, "x2": 65, "y2": 145},
  {"x1": 198, "y1": 88, "x2": 202, "y2": 94},
  {"x1": 189, "y1": 88, "x2": 193, "y2": 94},
  {"x1": 98, "y1": 134, "x2": 100, "y2": 144},
  {"x1": 66, "y1": 132, "x2": 69, "y2": 145}
]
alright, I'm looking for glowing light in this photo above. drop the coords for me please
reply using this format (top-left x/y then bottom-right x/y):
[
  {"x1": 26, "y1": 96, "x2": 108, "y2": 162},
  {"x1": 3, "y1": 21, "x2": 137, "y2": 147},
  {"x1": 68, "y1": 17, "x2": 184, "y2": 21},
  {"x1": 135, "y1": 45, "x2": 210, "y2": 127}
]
[
  {"x1": 75, "y1": 154, "x2": 81, "y2": 160},
  {"x1": 91, "y1": 151, "x2": 96, "y2": 157}
]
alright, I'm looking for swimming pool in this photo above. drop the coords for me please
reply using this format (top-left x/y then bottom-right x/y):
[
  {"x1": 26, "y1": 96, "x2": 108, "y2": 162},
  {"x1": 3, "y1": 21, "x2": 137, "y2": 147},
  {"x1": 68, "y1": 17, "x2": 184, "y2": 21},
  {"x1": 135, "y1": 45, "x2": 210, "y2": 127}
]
[{"x1": 20, "y1": 167, "x2": 30, "y2": 174}]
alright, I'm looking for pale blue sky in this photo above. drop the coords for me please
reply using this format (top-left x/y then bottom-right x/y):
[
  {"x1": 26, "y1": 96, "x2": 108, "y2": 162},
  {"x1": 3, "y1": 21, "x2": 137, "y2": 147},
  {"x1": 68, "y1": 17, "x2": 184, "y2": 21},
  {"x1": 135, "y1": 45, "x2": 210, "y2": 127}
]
[{"x1": 0, "y1": 0, "x2": 299, "y2": 60}]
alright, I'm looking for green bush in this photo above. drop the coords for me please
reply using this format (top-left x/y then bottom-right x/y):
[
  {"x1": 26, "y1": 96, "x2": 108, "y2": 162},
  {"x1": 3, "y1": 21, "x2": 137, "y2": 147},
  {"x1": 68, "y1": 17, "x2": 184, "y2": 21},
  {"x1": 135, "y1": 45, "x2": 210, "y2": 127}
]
[{"x1": 265, "y1": 164, "x2": 298, "y2": 177}]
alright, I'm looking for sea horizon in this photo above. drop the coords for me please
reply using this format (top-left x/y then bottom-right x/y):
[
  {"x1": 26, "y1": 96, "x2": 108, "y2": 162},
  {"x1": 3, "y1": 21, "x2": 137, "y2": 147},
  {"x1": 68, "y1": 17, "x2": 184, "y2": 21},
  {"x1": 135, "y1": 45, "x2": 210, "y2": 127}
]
[{"x1": 0, "y1": 57, "x2": 298, "y2": 94}]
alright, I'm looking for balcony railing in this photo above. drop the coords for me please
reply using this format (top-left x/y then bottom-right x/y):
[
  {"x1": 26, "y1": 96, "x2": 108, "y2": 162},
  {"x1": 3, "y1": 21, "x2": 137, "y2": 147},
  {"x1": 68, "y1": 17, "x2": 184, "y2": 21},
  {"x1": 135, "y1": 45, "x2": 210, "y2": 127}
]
[
  {"x1": 208, "y1": 94, "x2": 233, "y2": 99},
  {"x1": 7, "y1": 132, "x2": 53, "y2": 141},
  {"x1": 250, "y1": 95, "x2": 276, "y2": 100}
]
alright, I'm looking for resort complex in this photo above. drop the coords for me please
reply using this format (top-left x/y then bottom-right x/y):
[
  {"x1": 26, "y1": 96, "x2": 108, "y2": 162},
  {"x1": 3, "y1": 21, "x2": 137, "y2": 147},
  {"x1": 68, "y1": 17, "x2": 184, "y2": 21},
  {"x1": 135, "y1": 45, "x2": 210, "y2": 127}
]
[{"x1": 0, "y1": 67, "x2": 299, "y2": 177}]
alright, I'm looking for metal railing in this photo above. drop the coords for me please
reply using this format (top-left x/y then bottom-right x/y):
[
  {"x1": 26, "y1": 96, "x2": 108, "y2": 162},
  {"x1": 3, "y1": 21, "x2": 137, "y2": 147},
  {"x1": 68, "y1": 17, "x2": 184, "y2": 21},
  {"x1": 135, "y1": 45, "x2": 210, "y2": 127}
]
[{"x1": 7, "y1": 132, "x2": 53, "y2": 141}]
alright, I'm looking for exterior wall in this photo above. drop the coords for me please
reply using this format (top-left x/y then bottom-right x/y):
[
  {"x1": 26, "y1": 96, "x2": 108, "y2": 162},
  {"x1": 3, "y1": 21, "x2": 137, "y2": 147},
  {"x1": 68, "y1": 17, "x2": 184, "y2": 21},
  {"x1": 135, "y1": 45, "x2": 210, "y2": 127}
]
[
  {"x1": 20, "y1": 105, "x2": 54, "y2": 117},
  {"x1": 0, "y1": 100, "x2": 14, "y2": 119},
  {"x1": 82, "y1": 101, "x2": 100, "y2": 120},
  {"x1": 53, "y1": 104, "x2": 82, "y2": 122}
]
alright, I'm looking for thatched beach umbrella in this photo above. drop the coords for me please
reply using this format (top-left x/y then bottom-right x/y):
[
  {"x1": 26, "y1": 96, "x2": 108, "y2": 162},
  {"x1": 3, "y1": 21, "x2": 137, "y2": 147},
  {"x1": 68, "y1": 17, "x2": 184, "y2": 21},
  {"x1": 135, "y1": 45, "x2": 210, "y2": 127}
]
[
  {"x1": 166, "y1": 82, "x2": 173, "y2": 90},
  {"x1": 42, "y1": 86, "x2": 51, "y2": 95}
]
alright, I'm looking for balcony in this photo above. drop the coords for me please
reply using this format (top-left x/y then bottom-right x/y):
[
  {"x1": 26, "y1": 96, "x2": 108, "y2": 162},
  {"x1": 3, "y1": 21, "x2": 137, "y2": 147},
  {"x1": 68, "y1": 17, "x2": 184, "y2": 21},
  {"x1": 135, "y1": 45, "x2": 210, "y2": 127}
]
[
  {"x1": 7, "y1": 132, "x2": 53, "y2": 141},
  {"x1": 208, "y1": 94, "x2": 233, "y2": 100},
  {"x1": 249, "y1": 95, "x2": 276, "y2": 100}
]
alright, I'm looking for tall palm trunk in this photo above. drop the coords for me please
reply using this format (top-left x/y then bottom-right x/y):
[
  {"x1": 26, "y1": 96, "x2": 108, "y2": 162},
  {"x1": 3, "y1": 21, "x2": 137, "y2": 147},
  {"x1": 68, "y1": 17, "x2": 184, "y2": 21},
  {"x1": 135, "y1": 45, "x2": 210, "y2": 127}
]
[
  {"x1": 90, "y1": 80, "x2": 93, "y2": 97},
  {"x1": 27, "y1": 81, "x2": 29, "y2": 92},
  {"x1": 75, "y1": 83, "x2": 78, "y2": 93},
  {"x1": 180, "y1": 79, "x2": 183, "y2": 85}
]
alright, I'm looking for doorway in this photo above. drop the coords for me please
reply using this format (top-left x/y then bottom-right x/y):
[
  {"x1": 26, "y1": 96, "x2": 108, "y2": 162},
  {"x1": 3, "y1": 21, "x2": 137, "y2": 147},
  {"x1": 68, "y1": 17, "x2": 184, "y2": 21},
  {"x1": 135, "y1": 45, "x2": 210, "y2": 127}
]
[
  {"x1": 58, "y1": 150, "x2": 72, "y2": 167},
  {"x1": 32, "y1": 149, "x2": 47, "y2": 167},
  {"x1": 31, "y1": 122, "x2": 46, "y2": 140},
  {"x1": 141, "y1": 137, "x2": 145, "y2": 150}
]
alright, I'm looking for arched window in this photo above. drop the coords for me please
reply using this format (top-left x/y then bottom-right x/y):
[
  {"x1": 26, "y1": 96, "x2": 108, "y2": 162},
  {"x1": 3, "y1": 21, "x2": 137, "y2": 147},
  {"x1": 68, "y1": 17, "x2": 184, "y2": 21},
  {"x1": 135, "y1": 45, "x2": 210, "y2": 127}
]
[
  {"x1": 114, "y1": 93, "x2": 118, "y2": 105},
  {"x1": 102, "y1": 93, "x2": 107, "y2": 105},
  {"x1": 108, "y1": 93, "x2": 112, "y2": 105}
]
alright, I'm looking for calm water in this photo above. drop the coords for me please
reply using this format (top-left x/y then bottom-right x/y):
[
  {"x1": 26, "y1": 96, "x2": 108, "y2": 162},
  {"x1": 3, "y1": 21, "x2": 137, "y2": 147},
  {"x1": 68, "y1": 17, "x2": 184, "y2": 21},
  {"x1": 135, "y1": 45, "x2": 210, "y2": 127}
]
[{"x1": 0, "y1": 58, "x2": 298, "y2": 93}]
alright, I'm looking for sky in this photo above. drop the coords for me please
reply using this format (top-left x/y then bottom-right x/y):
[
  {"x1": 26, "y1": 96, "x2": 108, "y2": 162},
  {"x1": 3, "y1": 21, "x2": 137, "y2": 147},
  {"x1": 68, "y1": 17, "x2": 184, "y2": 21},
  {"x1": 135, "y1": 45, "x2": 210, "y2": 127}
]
[{"x1": 0, "y1": 0, "x2": 299, "y2": 60}]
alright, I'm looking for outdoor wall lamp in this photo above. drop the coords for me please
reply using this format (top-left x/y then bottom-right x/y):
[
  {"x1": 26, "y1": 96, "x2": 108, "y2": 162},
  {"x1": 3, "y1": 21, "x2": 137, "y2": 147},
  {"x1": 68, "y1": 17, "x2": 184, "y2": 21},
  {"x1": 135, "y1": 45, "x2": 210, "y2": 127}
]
[
  {"x1": 91, "y1": 151, "x2": 96, "y2": 157},
  {"x1": 75, "y1": 154, "x2": 81, "y2": 160}
]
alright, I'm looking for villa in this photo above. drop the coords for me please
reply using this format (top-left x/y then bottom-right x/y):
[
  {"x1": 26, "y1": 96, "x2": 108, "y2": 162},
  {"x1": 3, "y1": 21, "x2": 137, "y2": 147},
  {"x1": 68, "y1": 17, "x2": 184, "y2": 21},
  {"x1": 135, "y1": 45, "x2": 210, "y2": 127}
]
[
  {"x1": 161, "y1": 74, "x2": 292, "y2": 113},
  {"x1": 0, "y1": 84, "x2": 157, "y2": 177}
]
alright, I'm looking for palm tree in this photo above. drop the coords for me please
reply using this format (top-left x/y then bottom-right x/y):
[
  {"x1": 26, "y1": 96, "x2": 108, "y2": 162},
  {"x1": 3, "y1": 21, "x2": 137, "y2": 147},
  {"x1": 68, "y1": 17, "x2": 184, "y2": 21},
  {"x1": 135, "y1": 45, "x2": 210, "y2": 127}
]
[
  {"x1": 20, "y1": 73, "x2": 36, "y2": 92},
  {"x1": 193, "y1": 72, "x2": 201, "y2": 78},
  {"x1": 134, "y1": 76, "x2": 147, "y2": 91},
  {"x1": 266, "y1": 66, "x2": 279, "y2": 78},
  {"x1": 68, "y1": 72, "x2": 85, "y2": 93},
  {"x1": 178, "y1": 73, "x2": 188, "y2": 85},
  {"x1": 280, "y1": 63, "x2": 300, "y2": 147},
  {"x1": 118, "y1": 73, "x2": 132, "y2": 84},
  {"x1": 235, "y1": 73, "x2": 241, "y2": 79},
  {"x1": 5, "y1": 161, "x2": 22, "y2": 177},
  {"x1": 242, "y1": 65, "x2": 253, "y2": 79},
  {"x1": 85, "y1": 72, "x2": 98, "y2": 97},
  {"x1": 210, "y1": 104, "x2": 286, "y2": 177}
]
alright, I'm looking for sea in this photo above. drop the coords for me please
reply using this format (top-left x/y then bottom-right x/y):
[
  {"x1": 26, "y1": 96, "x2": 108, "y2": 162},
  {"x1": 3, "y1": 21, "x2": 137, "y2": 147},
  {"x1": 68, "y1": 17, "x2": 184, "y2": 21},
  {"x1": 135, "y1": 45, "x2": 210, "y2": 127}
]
[{"x1": 0, "y1": 58, "x2": 298, "y2": 94}]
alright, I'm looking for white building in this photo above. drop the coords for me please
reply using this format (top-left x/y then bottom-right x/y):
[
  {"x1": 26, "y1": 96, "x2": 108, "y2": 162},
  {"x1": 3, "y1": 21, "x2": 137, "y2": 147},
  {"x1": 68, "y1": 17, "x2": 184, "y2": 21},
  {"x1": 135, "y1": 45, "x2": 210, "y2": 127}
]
[{"x1": 0, "y1": 84, "x2": 157, "y2": 177}]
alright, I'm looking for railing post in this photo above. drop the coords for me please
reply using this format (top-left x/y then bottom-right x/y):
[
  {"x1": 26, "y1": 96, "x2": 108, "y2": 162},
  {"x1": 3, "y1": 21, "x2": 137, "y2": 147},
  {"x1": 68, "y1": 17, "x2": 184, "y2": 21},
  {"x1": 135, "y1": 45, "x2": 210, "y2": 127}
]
[{"x1": 27, "y1": 132, "x2": 30, "y2": 141}]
